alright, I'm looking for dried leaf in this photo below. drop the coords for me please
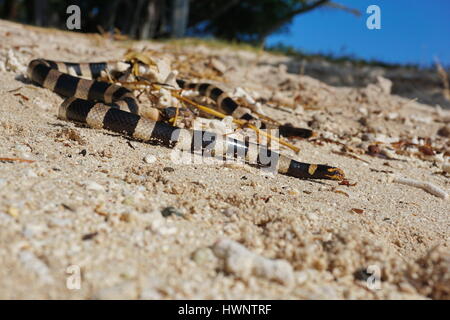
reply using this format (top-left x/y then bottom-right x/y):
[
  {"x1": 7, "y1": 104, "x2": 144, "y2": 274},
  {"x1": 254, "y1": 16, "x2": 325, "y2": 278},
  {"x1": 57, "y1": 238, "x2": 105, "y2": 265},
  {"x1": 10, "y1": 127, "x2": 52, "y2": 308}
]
[
  {"x1": 418, "y1": 145, "x2": 435, "y2": 156},
  {"x1": 334, "y1": 189, "x2": 349, "y2": 197},
  {"x1": 0, "y1": 157, "x2": 35, "y2": 163},
  {"x1": 368, "y1": 144, "x2": 382, "y2": 155},
  {"x1": 339, "y1": 180, "x2": 357, "y2": 187},
  {"x1": 14, "y1": 92, "x2": 29, "y2": 101}
]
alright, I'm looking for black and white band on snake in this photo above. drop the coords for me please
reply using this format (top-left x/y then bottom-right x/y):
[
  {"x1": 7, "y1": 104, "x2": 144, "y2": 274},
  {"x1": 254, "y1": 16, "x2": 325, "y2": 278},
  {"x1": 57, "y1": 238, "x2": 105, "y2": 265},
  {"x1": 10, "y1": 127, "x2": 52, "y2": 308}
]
[
  {"x1": 175, "y1": 79, "x2": 315, "y2": 139},
  {"x1": 27, "y1": 59, "x2": 139, "y2": 114},
  {"x1": 27, "y1": 58, "x2": 345, "y2": 180}
]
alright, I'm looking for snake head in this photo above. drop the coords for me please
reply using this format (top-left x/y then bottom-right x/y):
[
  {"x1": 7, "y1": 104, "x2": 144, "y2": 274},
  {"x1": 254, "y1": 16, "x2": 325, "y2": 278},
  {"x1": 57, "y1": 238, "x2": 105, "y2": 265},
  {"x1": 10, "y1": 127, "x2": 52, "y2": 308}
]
[
  {"x1": 307, "y1": 164, "x2": 345, "y2": 180},
  {"x1": 323, "y1": 167, "x2": 346, "y2": 181}
]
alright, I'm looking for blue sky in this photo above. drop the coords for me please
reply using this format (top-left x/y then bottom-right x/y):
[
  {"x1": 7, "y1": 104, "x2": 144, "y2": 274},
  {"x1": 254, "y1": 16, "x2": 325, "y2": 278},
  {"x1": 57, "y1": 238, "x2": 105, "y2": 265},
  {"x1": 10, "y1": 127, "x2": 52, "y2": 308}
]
[{"x1": 267, "y1": 0, "x2": 450, "y2": 66}]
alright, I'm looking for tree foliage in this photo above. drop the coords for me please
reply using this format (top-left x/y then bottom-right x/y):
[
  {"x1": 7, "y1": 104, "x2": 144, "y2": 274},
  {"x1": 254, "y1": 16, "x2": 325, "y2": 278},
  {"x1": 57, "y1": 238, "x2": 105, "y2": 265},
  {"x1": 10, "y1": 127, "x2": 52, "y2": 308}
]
[
  {"x1": 0, "y1": 0, "x2": 355, "y2": 44},
  {"x1": 188, "y1": 0, "x2": 330, "y2": 44},
  {"x1": 0, "y1": 0, "x2": 173, "y2": 39}
]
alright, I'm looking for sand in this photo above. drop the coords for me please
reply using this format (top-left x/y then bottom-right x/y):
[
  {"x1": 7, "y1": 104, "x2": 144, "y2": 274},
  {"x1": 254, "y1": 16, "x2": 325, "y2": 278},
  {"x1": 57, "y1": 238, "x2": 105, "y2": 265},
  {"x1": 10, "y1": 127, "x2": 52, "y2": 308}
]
[{"x1": 0, "y1": 20, "x2": 448, "y2": 300}]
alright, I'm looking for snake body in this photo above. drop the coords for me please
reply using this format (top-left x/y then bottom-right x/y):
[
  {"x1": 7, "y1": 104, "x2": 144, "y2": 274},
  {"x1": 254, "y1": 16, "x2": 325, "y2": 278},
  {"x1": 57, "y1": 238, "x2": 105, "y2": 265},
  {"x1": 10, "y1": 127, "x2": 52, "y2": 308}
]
[
  {"x1": 175, "y1": 79, "x2": 314, "y2": 138},
  {"x1": 27, "y1": 58, "x2": 345, "y2": 180}
]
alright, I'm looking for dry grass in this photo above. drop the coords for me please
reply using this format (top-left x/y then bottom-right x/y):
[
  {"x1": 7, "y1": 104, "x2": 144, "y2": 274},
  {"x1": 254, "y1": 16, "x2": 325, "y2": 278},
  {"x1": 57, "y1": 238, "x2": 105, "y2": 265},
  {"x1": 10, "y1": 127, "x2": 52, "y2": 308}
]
[
  {"x1": 157, "y1": 37, "x2": 264, "y2": 54},
  {"x1": 436, "y1": 59, "x2": 450, "y2": 101}
]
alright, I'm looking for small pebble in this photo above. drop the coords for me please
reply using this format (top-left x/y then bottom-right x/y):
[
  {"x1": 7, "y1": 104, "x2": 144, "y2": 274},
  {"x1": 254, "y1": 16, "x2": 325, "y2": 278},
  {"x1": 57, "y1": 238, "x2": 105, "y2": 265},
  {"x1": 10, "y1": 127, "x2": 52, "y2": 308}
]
[
  {"x1": 212, "y1": 238, "x2": 294, "y2": 285},
  {"x1": 410, "y1": 114, "x2": 432, "y2": 124},
  {"x1": 161, "y1": 207, "x2": 183, "y2": 218},
  {"x1": 19, "y1": 250, "x2": 54, "y2": 284},
  {"x1": 48, "y1": 217, "x2": 72, "y2": 228},
  {"x1": 14, "y1": 144, "x2": 31, "y2": 153},
  {"x1": 443, "y1": 163, "x2": 450, "y2": 174},
  {"x1": 82, "y1": 232, "x2": 98, "y2": 241},
  {"x1": 376, "y1": 76, "x2": 392, "y2": 94},
  {"x1": 144, "y1": 155, "x2": 156, "y2": 164},
  {"x1": 25, "y1": 169, "x2": 37, "y2": 177},
  {"x1": 7, "y1": 206, "x2": 19, "y2": 218},
  {"x1": 32, "y1": 97, "x2": 52, "y2": 111},
  {"x1": 222, "y1": 207, "x2": 238, "y2": 217},
  {"x1": 305, "y1": 212, "x2": 318, "y2": 221},
  {"x1": 386, "y1": 112, "x2": 399, "y2": 120},
  {"x1": 145, "y1": 211, "x2": 179, "y2": 236},
  {"x1": 191, "y1": 247, "x2": 215, "y2": 264},
  {"x1": 358, "y1": 107, "x2": 368, "y2": 115},
  {"x1": 122, "y1": 196, "x2": 134, "y2": 206},
  {"x1": 210, "y1": 58, "x2": 227, "y2": 74},
  {"x1": 22, "y1": 223, "x2": 47, "y2": 238},
  {"x1": 85, "y1": 181, "x2": 104, "y2": 192},
  {"x1": 437, "y1": 125, "x2": 450, "y2": 137}
]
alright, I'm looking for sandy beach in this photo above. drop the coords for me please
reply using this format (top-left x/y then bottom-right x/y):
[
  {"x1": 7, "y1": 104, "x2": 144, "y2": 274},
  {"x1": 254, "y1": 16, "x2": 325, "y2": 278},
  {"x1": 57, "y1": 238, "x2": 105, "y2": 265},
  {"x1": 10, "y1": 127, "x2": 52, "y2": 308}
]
[{"x1": 0, "y1": 20, "x2": 448, "y2": 299}]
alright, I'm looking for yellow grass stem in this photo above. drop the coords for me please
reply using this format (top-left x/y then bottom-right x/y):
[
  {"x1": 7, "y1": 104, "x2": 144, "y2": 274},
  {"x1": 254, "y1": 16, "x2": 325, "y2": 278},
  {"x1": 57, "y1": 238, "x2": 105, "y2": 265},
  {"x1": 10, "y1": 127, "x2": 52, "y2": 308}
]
[
  {"x1": 0, "y1": 157, "x2": 35, "y2": 163},
  {"x1": 170, "y1": 91, "x2": 300, "y2": 153}
]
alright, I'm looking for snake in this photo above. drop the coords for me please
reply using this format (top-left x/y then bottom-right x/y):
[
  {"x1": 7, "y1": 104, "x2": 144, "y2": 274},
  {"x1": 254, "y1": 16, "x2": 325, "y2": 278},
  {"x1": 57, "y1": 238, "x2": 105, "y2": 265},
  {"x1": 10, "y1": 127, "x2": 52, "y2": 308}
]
[
  {"x1": 26, "y1": 58, "x2": 345, "y2": 180},
  {"x1": 175, "y1": 79, "x2": 314, "y2": 139}
]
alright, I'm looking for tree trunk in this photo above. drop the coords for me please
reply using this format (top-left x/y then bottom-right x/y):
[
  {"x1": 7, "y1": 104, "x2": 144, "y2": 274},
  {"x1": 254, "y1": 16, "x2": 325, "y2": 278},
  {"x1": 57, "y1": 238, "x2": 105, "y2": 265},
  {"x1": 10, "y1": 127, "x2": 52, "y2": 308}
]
[
  {"x1": 140, "y1": 0, "x2": 159, "y2": 39},
  {"x1": 158, "y1": 0, "x2": 169, "y2": 36},
  {"x1": 103, "y1": 0, "x2": 122, "y2": 32},
  {"x1": 171, "y1": 0, "x2": 189, "y2": 38},
  {"x1": 4, "y1": 0, "x2": 18, "y2": 20},
  {"x1": 119, "y1": 1, "x2": 135, "y2": 35},
  {"x1": 33, "y1": 0, "x2": 48, "y2": 26},
  {"x1": 129, "y1": 0, "x2": 147, "y2": 38}
]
